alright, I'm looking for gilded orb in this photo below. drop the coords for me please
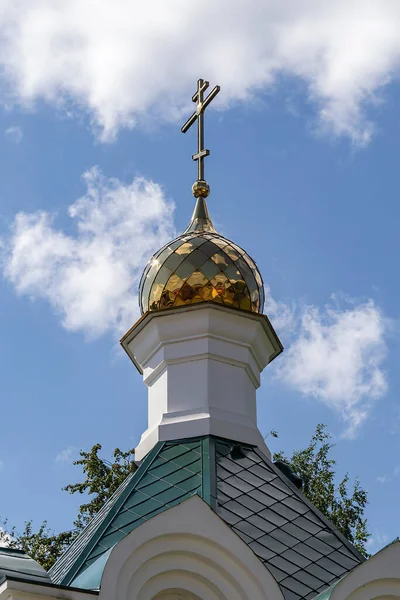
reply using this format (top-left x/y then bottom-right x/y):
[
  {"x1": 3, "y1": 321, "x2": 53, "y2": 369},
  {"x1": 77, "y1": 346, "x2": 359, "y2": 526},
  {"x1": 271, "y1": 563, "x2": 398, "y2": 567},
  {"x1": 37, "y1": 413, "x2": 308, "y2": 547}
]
[
  {"x1": 139, "y1": 196, "x2": 265, "y2": 315},
  {"x1": 192, "y1": 179, "x2": 210, "y2": 198}
]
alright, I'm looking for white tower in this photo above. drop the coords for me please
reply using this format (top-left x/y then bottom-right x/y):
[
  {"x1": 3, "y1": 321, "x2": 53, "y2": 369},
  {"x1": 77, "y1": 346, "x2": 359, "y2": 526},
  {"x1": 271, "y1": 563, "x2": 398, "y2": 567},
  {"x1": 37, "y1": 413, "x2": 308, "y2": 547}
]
[{"x1": 121, "y1": 78, "x2": 283, "y2": 461}]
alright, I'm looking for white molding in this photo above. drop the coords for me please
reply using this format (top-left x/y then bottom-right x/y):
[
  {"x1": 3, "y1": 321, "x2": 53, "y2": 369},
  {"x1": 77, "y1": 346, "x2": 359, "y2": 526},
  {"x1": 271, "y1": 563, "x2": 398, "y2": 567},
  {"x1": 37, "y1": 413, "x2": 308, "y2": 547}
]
[
  {"x1": 144, "y1": 352, "x2": 260, "y2": 390},
  {"x1": 141, "y1": 331, "x2": 267, "y2": 376},
  {"x1": 0, "y1": 578, "x2": 96, "y2": 600},
  {"x1": 121, "y1": 303, "x2": 283, "y2": 373}
]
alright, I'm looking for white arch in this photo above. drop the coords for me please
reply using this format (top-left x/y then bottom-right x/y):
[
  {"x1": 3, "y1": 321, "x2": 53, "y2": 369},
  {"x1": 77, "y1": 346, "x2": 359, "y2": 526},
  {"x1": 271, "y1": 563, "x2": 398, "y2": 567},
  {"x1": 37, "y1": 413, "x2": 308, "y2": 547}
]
[
  {"x1": 99, "y1": 495, "x2": 284, "y2": 600},
  {"x1": 346, "y1": 579, "x2": 400, "y2": 600},
  {"x1": 153, "y1": 590, "x2": 202, "y2": 600},
  {"x1": 330, "y1": 541, "x2": 400, "y2": 600},
  {"x1": 138, "y1": 567, "x2": 224, "y2": 600}
]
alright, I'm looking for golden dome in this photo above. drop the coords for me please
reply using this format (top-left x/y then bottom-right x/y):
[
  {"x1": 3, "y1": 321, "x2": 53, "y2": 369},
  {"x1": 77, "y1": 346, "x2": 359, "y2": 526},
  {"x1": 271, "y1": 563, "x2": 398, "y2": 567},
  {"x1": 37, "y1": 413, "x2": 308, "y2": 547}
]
[{"x1": 139, "y1": 196, "x2": 265, "y2": 314}]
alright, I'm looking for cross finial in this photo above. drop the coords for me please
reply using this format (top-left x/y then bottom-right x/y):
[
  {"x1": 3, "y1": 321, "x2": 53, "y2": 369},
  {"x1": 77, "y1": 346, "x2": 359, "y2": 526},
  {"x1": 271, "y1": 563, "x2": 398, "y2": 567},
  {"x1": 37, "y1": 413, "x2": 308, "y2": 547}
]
[{"x1": 181, "y1": 78, "x2": 220, "y2": 198}]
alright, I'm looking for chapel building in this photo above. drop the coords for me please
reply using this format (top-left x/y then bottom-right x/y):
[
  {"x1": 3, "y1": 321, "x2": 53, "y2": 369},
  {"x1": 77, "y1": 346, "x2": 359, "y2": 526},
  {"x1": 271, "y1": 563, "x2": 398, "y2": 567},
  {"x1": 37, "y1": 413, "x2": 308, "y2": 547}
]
[{"x1": 1, "y1": 79, "x2": 399, "y2": 600}]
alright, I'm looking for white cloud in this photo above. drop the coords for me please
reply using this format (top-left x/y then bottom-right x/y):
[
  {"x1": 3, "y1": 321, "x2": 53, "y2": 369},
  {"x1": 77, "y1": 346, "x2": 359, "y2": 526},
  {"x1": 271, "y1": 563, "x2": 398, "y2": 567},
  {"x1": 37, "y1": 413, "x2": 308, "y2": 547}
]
[
  {"x1": 366, "y1": 532, "x2": 390, "y2": 555},
  {"x1": 264, "y1": 285, "x2": 296, "y2": 335},
  {"x1": 274, "y1": 298, "x2": 387, "y2": 437},
  {"x1": 5, "y1": 126, "x2": 23, "y2": 144},
  {"x1": 2, "y1": 167, "x2": 175, "y2": 338},
  {"x1": 0, "y1": 1, "x2": 400, "y2": 143},
  {"x1": 376, "y1": 475, "x2": 388, "y2": 484},
  {"x1": 55, "y1": 447, "x2": 76, "y2": 464},
  {"x1": 376, "y1": 464, "x2": 400, "y2": 484}
]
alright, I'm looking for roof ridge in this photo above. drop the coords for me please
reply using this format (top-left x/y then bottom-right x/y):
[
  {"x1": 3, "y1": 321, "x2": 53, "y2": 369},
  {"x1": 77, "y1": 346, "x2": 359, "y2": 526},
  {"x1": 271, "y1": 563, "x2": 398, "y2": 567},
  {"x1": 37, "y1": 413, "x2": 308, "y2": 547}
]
[
  {"x1": 49, "y1": 474, "x2": 132, "y2": 583},
  {"x1": 50, "y1": 441, "x2": 165, "y2": 586}
]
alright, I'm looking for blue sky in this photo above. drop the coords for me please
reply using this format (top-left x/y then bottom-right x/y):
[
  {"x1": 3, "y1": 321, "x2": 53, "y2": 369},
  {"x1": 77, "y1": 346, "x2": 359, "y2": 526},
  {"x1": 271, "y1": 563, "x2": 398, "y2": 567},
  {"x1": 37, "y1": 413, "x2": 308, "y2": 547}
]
[{"x1": 0, "y1": 1, "x2": 400, "y2": 555}]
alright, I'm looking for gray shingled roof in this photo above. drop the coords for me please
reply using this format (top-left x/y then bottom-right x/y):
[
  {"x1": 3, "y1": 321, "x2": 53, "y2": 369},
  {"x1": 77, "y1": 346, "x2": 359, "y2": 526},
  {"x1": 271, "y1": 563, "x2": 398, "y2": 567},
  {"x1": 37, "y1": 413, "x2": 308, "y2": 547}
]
[
  {"x1": 0, "y1": 547, "x2": 51, "y2": 584},
  {"x1": 214, "y1": 438, "x2": 364, "y2": 600},
  {"x1": 50, "y1": 436, "x2": 363, "y2": 599}
]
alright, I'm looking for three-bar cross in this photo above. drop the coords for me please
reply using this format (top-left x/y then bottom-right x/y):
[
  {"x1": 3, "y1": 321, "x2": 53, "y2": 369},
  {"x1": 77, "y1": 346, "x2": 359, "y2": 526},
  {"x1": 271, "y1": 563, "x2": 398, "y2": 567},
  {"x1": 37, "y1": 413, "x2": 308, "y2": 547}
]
[{"x1": 181, "y1": 78, "x2": 220, "y2": 182}]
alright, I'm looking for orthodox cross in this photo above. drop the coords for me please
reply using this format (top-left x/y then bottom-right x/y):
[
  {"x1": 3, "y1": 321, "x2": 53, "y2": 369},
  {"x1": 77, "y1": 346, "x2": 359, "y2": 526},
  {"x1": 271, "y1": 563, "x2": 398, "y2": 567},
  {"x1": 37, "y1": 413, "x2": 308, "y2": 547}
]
[{"x1": 181, "y1": 78, "x2": 220, "y2": 183}]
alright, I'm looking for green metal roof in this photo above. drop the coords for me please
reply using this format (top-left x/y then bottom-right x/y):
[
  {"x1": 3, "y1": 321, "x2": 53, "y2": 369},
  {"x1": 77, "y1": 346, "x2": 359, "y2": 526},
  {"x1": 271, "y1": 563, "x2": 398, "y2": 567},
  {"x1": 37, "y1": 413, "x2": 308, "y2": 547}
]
[
  {"x1": 50, "y1": 438, "x2": 211, "y2": 588},
  {"x1": 49, "y1": 436, "x2": 363, "y2": 599},
  {"x1": 311, "y1": 581, "x2": 340, "y2": 600},
  {"x1": 0, "y1": 547, "x2": 51, "y2": 584}
]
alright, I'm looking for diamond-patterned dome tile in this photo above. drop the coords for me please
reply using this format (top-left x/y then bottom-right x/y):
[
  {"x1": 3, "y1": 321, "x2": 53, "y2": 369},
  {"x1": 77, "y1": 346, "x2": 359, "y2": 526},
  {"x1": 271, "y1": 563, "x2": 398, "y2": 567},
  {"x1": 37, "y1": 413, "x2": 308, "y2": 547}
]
[{"x1": 139, "y1": 230, "x2": 265, "y2": 314}]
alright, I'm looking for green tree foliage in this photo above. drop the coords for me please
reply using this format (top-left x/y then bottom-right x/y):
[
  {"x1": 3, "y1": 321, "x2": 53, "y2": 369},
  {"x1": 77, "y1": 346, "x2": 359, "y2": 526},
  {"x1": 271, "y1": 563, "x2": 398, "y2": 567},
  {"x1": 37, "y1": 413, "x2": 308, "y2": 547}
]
[
  {"x1": 64, "y1": 444, "x2": 136, "y2": 531},
  {"x1": 0, "y1": 425, "x2": 369, "y2": 570},
  {"x1": 0, "y1": 445, "x2": 135, "y2": 570},
  {"x1": 273, "y1": 424, "x2": 369, "y2": 556}
]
